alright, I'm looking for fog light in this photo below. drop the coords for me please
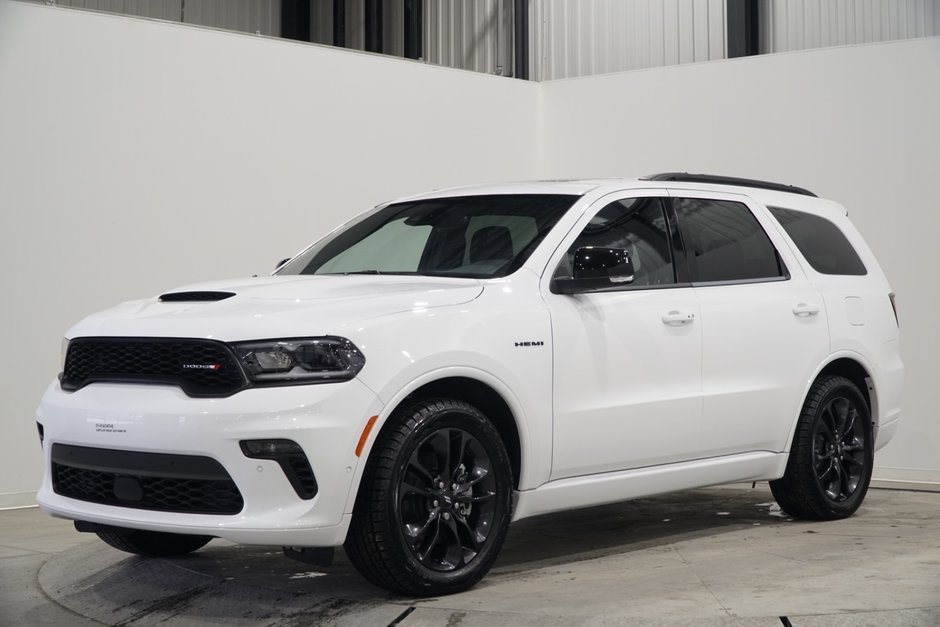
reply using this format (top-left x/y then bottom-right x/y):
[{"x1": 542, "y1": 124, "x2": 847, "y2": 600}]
[{"x1": 241, "y1": 439, "x2": 302, "y2": 457}]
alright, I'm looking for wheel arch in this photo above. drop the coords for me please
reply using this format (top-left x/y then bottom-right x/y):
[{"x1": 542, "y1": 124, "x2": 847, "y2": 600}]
[
  {"x1": 815, "y1": 356, "x2": 874, "y2": 419},
  {"x1": 391, "y1": 377, "x2": 522, "y2": 490},
  {"x1": 782, "y1": 352, "x2": 877, "y2": 458},
  {"x1": 344, "y1": 369, "x2": 531, "y2": 516}
]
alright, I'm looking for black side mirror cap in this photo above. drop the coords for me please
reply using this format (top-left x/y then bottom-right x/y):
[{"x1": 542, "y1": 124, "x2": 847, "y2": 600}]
[
  {"x1": 552, "y1": 247, "x2": 635, "y2": 294},
  {"x1": 275, "y1": 258, "x2": 291, "y2": 271}
]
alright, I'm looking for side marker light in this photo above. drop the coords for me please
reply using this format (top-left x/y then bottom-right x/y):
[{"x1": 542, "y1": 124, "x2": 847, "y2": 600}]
[{"x1": 355, "y1": 415, "x2": 379, "y2": 457}]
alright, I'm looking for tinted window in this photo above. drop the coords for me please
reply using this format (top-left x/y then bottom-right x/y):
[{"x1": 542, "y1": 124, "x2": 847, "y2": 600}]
[
  {"x1": 279, "y1": 195, "x2": 576, "y2": 279},
  {"x1": 557, "y1": 197, "x2": 675, "y2": 287},
  {"x1": 674, "y1": 198, "x2": 785, "y2": 283},
  {"x1": 768, "y1": 206, "x2": 867, "y2": 276}
]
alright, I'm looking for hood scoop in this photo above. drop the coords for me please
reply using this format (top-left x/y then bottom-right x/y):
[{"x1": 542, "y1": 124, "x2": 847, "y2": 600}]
[{"x1": 159, "y1": 291, "x2": 236, "y2": 302}]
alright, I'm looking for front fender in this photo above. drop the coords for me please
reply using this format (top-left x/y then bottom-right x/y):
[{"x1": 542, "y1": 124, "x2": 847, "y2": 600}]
[{"x1": 338, "y1": 281, "x2": 553, "y2": 515}]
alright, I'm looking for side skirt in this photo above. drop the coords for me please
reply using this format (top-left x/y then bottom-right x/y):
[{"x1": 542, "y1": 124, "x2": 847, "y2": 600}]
[{"x1": 511, "y1": 452, "x2": 788, "y2": 521}]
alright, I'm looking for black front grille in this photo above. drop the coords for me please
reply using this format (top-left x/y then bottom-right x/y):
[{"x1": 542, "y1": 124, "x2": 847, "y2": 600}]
[
  {"x1": 61, "y1": 337, "x2": 247, "y2": 397},
  {"x1": 52, "y1": 444, "x2": 243, "y2": 515}
]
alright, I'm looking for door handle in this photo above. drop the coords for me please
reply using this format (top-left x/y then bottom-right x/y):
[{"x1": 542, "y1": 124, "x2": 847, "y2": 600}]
[
  {"x1": 662, "y1": 310, "x2": 695, "y2": 326},
  {"x1": 792, "y1": 303, "x2": 820, "y2": 317}
]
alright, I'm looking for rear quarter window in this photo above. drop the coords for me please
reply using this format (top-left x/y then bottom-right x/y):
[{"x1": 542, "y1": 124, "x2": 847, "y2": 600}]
[{"x1": 768, "y1": 206, "x2": 867, "y2": 276}]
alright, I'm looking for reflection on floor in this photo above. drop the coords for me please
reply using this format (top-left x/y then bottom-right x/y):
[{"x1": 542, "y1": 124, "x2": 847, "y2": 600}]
[{"x1": 2, "y1": 484, "x2": 939, "y2": 626}]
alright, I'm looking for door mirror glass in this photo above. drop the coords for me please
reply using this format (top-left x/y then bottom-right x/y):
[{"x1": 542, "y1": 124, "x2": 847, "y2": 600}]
[{"x1": 554, "y1": 247, "x2": 634, "y2": 294}]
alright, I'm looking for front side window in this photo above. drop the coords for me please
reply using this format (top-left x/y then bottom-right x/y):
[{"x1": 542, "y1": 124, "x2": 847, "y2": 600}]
[
  {"x1": 673, "y1": 198, "x2": 785, "y2": 283},
  {"x1": 556, "y1": 196, "x2": 675, "y2": 287},
  {"x1": 279, "y1": 195, "x2": 578, "y2": 279},
  {"x1": 768, "y1": 206, "x2": 867, "y2": 276}
]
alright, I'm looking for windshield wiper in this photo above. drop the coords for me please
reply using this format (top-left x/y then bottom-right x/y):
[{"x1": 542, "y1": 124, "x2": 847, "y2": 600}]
[{"x1": 327, "y1": 271, "x2": 424, "y2": 276}]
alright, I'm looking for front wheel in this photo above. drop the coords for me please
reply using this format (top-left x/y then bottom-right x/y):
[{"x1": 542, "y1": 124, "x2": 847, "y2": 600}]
[
  {"x1": 770, "y1": 375, "x2": 873, "y2": 520},
  {"x1": 345, "y1": 398, "x2": 513, "y2": 596}
]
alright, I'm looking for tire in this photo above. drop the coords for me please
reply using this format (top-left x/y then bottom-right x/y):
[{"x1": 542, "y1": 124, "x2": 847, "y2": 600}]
[
  {"x1": 345, "y1": 398, "x2": 513, "y2": 596},
  {"x1": 96, "y1": 528, "x2": 212, "y2": 557},
  {"x1": 770, "y1": 375, "x2": 873, "y2": 520}
]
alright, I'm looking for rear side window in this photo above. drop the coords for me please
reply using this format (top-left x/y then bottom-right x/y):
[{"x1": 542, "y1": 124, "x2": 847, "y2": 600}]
[
  {"x1": 673, "y1": 198, "x2": 786, "y2": 283},
  {"x1": 768, "y1": 206, "x2": 867, "y2": 276}
]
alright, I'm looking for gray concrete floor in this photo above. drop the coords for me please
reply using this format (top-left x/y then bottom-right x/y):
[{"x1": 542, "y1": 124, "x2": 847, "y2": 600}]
[{"x1": 2, "y1": 484, "x2": 939, "y2": 626}]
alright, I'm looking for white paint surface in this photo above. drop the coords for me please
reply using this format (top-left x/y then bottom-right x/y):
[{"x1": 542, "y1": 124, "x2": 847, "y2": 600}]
[{"x1": 1, "y1": 0, "x2": 937, "y2": 505}]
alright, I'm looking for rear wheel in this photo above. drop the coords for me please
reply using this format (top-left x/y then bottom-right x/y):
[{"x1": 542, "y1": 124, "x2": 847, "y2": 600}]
[
  {"x1": 345, "y1": 398, "x2": 512, "y2": 596},
  {"x1": 770, "y1": 375, "x2": 873, "y2": 520},
  {"x1": 96, "y1": 529, "x2": 212, "y2": 557}
]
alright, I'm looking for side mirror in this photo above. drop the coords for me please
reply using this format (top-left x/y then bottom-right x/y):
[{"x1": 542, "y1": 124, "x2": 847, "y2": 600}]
[
  {"x1": 274, "y1": 258, "x2": 291, "y2": 271},
  {"x1": 552, "y1": 247, "x2": 635, "y2": 294}
]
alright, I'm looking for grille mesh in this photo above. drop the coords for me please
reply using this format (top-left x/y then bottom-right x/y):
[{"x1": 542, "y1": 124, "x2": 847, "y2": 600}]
[
  {"x1": 61, "y1": 337, "x2": 246, "y2": 397},
  {"x1": 51, "y1": 445, "x2": 244, "y2": 515},
  {"x1": 286, "y1": 455, "x2": 319, "y2": 499}
]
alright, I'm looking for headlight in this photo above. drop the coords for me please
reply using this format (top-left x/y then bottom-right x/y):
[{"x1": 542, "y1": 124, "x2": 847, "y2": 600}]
[{"x1": 232, "y1": 337, "x2": 365, "y2": 385}]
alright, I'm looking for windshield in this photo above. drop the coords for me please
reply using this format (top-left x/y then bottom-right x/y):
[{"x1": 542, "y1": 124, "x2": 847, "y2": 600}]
[{"x1": 278, "y1": 194, "x2": 578, "y2": 279}]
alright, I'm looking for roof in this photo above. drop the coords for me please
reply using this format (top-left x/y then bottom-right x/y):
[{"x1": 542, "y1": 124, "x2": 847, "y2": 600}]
[{"x1": 391, "y1": 175, "x2": 842, "y2": 214}]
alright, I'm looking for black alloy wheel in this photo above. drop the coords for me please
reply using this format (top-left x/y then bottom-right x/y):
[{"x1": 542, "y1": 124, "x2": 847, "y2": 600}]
[
  {"x1": 398, "y1": 427, "x2": 498, "y2": 572},
  {"x1": 345, "y1": 398, "x2": 512, "y2": 596},
  {"x1": 812, "y1": 393, "x2": 866, "y2": 502},
  {"x1": 771, "y1": 375, "x2": 874, "y2": 520}
]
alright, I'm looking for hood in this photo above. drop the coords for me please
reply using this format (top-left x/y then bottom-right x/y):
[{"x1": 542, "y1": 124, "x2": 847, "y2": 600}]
[{"x1": 66, "y1": 275, "x2": 483, "y2": 341}]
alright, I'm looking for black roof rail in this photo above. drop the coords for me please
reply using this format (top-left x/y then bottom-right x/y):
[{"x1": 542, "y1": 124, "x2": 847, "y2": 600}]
[{"x1": 643, "y1": 172, "x2": 817, "y2": 197}]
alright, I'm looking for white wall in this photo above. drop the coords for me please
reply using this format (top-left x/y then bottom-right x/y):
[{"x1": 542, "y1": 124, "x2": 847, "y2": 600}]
[
  {"x1": 0, "y1": 0, "x2": 539, "y2": 508},
  {"x1": 2, "y1": 1, "x2": 938, "y2": 507},
  {"x1": 541, "y1": 36, "x2": 940, "y2": 484}
]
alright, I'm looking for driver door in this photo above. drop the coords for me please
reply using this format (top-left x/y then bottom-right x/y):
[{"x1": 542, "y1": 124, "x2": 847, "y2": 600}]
[{"x1": 545, "y1": 191, "x2": 703, "y2": 480}]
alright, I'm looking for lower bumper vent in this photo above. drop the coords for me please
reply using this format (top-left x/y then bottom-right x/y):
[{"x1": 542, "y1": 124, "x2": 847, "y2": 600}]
[{"x1": 51, "y1": 444, "x2": 243, "y2": 515}]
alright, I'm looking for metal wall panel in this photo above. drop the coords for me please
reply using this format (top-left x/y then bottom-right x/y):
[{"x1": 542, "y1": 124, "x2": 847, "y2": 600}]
[
  {"x1": 757, "y1": 0, "x2": 939, "y2": 53},
  {"x1": 122, "y1": 0, "x2": 181, "y2": 20},
  {"x1": 384, "y1": 0, "x2": 405, "y2": 57},
  {"x1": 45, "y1": 0, "x2": 940, "y2": 80},
  {"x1": 182, "y1": 0, "x2": 280, "y2": 37},
  {"x1": 53, "y1": 0, "x2": 182, "y2": 21},
  {"x1": 310, "y1": 0, "x2": 333, "y2": 45},
  {"x1": 51, "y1": 0, "x2": 278, "y2": 35},
  {"x1": 346, "y1": 0, "x2": 364, "y2": 50},
  {"x1": 425, "y1": 0, "x2": 513, "y2": 75},
  {"x1": 533, "y1": 0, "x2": 728, "y2": 81}
]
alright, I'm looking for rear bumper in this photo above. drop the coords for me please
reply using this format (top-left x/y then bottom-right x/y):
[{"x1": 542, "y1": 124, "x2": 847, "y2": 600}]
[
  {"x1": 873, "y1": 339, "x2": 904, "y2": 452},
  {"x1": 36, "y1": 378, "x2": 382, "y2": 547}
]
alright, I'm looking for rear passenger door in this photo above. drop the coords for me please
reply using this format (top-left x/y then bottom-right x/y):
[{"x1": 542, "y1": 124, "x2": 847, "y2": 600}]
[{"x1": 670, "y1": 192, "x2": 830, "y2": 455}]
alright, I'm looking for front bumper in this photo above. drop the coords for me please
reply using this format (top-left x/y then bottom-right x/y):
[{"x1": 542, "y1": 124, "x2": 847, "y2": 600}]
[{"x1": 36, "y1": 378, "x2": 382, "y2": 546}]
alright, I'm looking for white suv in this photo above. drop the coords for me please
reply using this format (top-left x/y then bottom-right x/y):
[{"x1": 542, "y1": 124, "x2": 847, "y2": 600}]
[{"x1": 36, "y1": 174, "x2": 903, "y2": 595}]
